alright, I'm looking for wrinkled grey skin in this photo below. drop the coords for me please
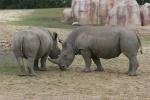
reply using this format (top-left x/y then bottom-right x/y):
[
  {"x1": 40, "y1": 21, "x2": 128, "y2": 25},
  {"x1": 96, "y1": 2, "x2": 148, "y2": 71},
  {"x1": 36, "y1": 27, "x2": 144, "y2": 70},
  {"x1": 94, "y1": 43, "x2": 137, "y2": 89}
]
[
  {"x1": 49, "y1": 26, "x2": 142, "y2": 76},
  {"x1": 12, "y1": 27, "x2": 60, "y2": 76}
]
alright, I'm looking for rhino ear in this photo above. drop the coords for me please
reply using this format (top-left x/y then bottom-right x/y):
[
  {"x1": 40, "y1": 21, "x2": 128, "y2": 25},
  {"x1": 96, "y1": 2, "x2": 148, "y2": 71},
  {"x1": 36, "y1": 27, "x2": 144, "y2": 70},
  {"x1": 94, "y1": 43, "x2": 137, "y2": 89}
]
[{"x1": 52, "y1": 32, "x2": 58, "y2": 40}]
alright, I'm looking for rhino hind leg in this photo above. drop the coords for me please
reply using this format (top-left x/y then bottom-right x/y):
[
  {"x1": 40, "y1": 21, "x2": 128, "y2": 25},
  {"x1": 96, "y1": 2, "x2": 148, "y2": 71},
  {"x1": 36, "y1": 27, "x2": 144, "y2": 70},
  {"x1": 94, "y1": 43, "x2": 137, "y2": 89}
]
[
  {"x1": 92, "y1": 58, "x2": 104, "y2": 72},
  {"x1": 34, "y1": 59, "x2": 40, "y2": 71},
  {"x1": 27, "y1": 57, "x2": 36, "y2": 76},
  {"x1": 81, "y1": 49, "x2": 92, "y2": 72},
  {"x1": 127, "y1": 56, "x2": 139, "y2": 76},
  {"x1": 16, "y1": 57, "x2": 26, "y2": 76},
  {"x1": 40, "y1": 56, "x2": 47, "y2": 71},
  {"x1": 123, "y1": 51, "x2": 139, "y2": 76}
]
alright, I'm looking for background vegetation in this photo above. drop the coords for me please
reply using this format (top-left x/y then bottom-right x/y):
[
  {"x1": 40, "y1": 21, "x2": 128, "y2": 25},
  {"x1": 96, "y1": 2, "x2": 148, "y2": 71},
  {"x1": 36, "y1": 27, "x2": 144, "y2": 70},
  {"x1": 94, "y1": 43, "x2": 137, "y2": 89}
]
[
  {"x1": 137, "y1": 0, "x2": 150, "y2": 5},
  {"x1": 0, "y1": 0, "x2": 71, "y2": 9},
  {"x1": 0, "y1": 0, "x2": 149, "y2": 9}
]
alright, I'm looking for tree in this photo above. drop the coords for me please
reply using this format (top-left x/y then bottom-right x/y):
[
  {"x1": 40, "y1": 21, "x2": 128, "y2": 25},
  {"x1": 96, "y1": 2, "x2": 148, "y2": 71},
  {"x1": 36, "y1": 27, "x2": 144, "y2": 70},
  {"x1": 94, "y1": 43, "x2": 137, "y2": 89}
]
[
  {"x1": 0, "y1": 0, "x2": 71, "y2": 9},
  {"x1": 136, "y1": 0, "x2": 150, "y2": 5}
]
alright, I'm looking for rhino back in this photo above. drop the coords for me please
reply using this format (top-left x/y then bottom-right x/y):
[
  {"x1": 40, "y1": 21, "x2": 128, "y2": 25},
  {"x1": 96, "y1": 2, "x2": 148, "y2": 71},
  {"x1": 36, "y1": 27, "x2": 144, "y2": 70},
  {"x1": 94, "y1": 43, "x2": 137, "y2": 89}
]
[
  {"x1": 13, "y1": 28, "x2": 53, "y2": 59},
  {"x1": 66, "y1": 26, "x2": 139, "y2": 58},
  {"x1": 28, "y1": 28, "x2": 53, "y2": 58}
]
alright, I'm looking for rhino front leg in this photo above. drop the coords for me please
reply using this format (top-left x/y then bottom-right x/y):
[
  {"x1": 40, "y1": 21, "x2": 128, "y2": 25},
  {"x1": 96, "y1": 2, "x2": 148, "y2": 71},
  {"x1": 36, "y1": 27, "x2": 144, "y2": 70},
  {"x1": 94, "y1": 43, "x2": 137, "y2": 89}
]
[
  {"x1": 16, "y1": 57, "x2": 26, "y2": 76},
  {"x1": 40, "y1": 56, "x2": 47, "y2": 71},
  {"x1": 80, "y1": 49, "x2": 92, "y2": 72},
  {"x1": 92, "y1": 58, "x2": 104, "y2": 72},
  {"x1": 27, "y1": 57, "x2": 36, "y2": 76},
  {"x1": 128, "y1": 56, "x2": 139, "y2": 76},
  {"x1": 34, "y1": 59, "x2": 40, "y2": 71}
]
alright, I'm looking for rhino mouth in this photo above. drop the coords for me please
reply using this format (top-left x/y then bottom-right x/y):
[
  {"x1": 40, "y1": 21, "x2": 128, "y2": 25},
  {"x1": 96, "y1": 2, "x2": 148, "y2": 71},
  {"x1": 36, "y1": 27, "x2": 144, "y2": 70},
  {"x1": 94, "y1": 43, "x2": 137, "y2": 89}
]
[
  {"x1": 59, "y1": 66, "x2": 66, "y2": 71},
  {"x1": 59, "y1": 65, "x2": 68, "y2": 71},
  {"x1": 48, "y1": 57, "x2": 69, "y2": 71}
]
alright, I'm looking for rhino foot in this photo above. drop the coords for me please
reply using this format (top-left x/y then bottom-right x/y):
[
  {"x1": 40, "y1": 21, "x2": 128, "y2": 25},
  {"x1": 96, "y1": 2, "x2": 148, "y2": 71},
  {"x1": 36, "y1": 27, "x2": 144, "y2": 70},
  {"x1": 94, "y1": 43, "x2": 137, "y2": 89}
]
[
  {"x1": 94, "y1": 68, "x2": 104, "y2": 72},
  {"x1": 82, "y1": 68, "x2": 92, "y2": 72},
  {"x1": 128, "y1": 72, "x2": 137, "y2": 76},
  {"x1": 34, "y1": 67, "x2": 40, "y2": 71},
  {"x1": 29, "y1": 72, "x2": 36, "y2": 76},
  {"x1": 40, "y1": 67, "x2": 47, "y2": 71},
  {"x1": 18, "y1": 73, "x2": 27, "y2": 76},
  {"x1": 128, "y1": 67, "x2": 138, "y2": 76}
]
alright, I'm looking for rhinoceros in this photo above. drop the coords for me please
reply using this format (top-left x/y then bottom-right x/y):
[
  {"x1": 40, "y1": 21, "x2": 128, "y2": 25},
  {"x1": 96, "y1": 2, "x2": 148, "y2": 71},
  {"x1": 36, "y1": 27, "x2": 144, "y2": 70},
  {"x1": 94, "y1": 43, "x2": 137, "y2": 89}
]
[
  {"x1": 49, "y1": 26, "x2": 142, "y2": 76},
  {"x1": 12, "y1": 27, "x2": 60, "y2": 76}
]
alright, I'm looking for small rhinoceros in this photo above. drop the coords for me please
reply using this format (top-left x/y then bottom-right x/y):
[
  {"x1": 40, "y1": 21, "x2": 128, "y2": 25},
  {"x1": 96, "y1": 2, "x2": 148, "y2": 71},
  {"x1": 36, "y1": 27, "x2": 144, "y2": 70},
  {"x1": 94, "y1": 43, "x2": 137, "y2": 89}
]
[
  {"x1": 12, "y1": 27, "x2": 60, "y2": 76},
  {"x1": 49, "y1": 26, "x2": 142, "y2": 76}
]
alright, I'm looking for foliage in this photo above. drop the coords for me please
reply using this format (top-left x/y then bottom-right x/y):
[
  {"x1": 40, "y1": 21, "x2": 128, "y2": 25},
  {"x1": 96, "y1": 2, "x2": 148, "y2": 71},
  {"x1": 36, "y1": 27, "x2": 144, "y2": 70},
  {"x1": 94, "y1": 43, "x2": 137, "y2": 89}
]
[
  {"x1": 136, "y1": 0, "x2": 150, "y2": 5},
  {"x1": 0, "y1": 67, "x2": 17, "y2": 73},
  {"x1": 0, "y1": 0, "x2": 71, "y2": 9},
  {"x1": 0, "y1": 0, "x2": 150, "y2": 9}
]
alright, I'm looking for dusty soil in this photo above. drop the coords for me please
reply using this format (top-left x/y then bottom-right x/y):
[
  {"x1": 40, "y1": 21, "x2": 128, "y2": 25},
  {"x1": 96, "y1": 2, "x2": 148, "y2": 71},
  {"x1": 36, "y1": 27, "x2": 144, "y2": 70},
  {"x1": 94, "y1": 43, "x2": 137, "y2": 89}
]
[
  {"x1": 0, "y1": 9, "x2": 34, "y2": 22},
  {"x1": 0, "y1": 10, "x2": 150, "y2": 100},
  {"x1": 0, "y1": 45, "x2": 150, "y2": 100}
]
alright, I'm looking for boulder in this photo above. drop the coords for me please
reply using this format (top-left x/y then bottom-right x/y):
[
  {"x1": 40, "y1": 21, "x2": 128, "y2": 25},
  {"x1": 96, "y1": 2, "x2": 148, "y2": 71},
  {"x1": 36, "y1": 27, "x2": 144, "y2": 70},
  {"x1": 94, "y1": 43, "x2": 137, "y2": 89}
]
[
  {"x1": 72, "y1": 0, "x2": 117, "y2": 25},
  {"x1": 140, "y1": 3, "x2": 150, "y2": 26},
  {"x1": 72, "y1": 0, "x2": 80, "y2": 22},
  {"x1": 107, "y1": 0, "x2": 141, "y2": 26},
  {"x1": 62, "y1": 8, "x2": 73, "y2": 23},
  {"x1": 70, "y1": 0, "x2": 141, "y2": 26}
]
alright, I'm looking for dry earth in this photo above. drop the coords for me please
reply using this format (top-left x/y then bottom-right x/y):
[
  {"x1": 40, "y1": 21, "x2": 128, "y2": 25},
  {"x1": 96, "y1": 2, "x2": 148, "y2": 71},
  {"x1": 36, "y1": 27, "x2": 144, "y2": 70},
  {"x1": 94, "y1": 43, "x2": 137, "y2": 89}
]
[
  {"x1": 0, "y1": 9, "x2": 34, "y2": 22},
  {"x1": 0, "y1": 10, "x2": 150, "y2": 100}
]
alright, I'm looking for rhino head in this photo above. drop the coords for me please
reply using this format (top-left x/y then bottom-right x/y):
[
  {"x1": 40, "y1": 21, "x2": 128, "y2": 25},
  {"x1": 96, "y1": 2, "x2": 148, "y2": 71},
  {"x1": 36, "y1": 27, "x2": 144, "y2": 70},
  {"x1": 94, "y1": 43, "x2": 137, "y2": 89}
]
[
  {"x1": 49, "y1": 41, "x2": 75, "y2": 70},
  {"x1": 49, "y1": 32, "x2": 61, "y2": 59}
]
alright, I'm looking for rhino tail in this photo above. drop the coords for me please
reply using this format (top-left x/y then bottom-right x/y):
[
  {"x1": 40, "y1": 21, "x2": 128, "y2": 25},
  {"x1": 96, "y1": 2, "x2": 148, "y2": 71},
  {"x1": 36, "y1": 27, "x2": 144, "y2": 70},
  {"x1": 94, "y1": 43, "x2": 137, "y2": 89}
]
[
  {"x1": 20, "y1": 36, "x2": 25, "y2": 57},
  {"x1": 136, "y1": 34, "x2": 143, "y2": 54}
]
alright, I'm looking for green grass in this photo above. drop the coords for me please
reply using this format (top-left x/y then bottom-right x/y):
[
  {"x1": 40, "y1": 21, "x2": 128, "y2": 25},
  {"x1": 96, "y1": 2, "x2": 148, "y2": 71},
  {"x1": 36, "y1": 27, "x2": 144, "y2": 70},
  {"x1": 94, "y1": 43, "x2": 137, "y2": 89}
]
[
  {"x1": 140, "y1": 35, "x2": 150, "y2": 43},
  {"x1": 0, "y1": 48, "x2": 58, "y2": 73},
  {"x1": 13, "y1": 8, "x2": 76, "y2": 29},
  {"x1": 0, "y1": 67, "x2": 17, "y2": 73}
]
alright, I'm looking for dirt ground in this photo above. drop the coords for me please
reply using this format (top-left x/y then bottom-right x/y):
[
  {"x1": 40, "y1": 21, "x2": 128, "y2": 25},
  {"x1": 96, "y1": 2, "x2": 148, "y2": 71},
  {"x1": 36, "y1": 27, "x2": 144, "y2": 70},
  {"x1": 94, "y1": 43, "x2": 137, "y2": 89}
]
[
  {"x1": 0, "y1": 9, "x2": 34, "y2": 22},
  {"x1": 0, "y1": 10, "x2": 150, "y2": 100}
]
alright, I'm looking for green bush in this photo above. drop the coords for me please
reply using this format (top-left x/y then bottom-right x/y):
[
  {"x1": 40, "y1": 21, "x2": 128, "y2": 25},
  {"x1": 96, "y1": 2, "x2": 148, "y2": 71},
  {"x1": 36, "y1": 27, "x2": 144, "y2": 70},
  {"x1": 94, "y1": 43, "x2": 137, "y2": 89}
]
[
  {"x1": 0, "y1": 0, "x2": 150, "y2": 9},
  {"x1": 137, "y1": 0, "x2": 150, "y2": 5},
  {"x1": 0, "y1": 0, "x2": 71, "y2": 9}
]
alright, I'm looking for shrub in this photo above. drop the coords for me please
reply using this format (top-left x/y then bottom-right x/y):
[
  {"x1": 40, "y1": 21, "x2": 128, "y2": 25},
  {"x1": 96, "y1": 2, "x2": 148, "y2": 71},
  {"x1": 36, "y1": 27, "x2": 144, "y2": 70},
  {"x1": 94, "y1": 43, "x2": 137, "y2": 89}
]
[
  {"x1": 0, "y1": 0, "x2": 71, "y2": 9},
  {"x1": 136, "y1": 0, "x2": 150, "y2": 5}
]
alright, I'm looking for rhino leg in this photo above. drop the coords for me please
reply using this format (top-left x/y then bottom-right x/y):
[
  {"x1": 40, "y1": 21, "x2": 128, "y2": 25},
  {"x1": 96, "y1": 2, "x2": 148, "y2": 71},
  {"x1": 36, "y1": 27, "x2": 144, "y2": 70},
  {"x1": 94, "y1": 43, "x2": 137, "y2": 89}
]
[
  {"x1": 92, "y1": 58, "x2": 104, "y2": 72},
  {"x1": 40, "y1": 56, "x2": 47, "y2": 71},
  {"x1": 16, "y1": 57, "x2": 26, "y2": 76},
  {"x1": 81, "y1": 49, "x2": 92, "y2": 72},
  {"x1": 127, "y1": 56, "x2": 139, "y2": 76},
  {"x1": 27, "y1": 57, "x2": 36, "y2": 76},
  {"x1": 123, "y1": 52, "x2": 138, "y2": 76},
  {"x1": 34, "y1": 59, "x2": 40, "y2": 71}
]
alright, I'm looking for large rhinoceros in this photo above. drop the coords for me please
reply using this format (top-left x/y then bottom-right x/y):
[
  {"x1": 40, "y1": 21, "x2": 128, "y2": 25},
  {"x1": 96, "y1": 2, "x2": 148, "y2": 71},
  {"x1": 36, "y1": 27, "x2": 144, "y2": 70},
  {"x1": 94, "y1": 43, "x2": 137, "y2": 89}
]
[
  {"x1": 12, "y1": 27, "x2": 60, "y2": 76},
  {"x1": 49, "y1": 26, "x2": 142, "y2": 76}
]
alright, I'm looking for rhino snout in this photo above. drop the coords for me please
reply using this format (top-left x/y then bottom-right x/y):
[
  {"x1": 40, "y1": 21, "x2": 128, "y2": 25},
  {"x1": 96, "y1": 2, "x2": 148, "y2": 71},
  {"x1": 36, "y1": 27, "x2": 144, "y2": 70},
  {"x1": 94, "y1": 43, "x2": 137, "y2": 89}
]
[
  {"x1": 59, "y1": 65, "x2": 66, "y2": 71},
  {"x1": 59, "y1": 64, "x2": 69, "y2": 71}
]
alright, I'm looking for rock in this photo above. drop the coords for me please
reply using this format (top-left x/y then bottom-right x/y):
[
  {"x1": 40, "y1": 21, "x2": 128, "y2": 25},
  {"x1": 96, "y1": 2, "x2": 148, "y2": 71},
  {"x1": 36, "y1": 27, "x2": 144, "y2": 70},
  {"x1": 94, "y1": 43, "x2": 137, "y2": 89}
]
[
  {"x1": 107, "y1": 0, "x2": 141, "y2": 26},
  {"x1": 140, "y1": 3, "x2": 150, "y2": 26}
]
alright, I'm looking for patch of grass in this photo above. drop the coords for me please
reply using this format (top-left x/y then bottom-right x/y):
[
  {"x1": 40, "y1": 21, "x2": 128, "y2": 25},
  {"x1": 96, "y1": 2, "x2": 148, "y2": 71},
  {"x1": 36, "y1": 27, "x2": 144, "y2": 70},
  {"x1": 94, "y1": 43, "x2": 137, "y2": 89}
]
[
  {"x1": 140, "y1": 35, "x2": 150, "y2": 44},
  {"x1": 0, "y1": 67, "x2": 17, "y2": 73},
  {"x1": 13, "y1": 8, "x2": 76, "y2": 29}
]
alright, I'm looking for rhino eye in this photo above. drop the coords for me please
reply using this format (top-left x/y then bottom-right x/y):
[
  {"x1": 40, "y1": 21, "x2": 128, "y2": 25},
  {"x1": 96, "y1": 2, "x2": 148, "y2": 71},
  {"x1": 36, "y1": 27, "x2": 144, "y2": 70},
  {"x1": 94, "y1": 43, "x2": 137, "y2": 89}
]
[{"x1": 64, "y1": 55, "x2": 67, "y2": 57}]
